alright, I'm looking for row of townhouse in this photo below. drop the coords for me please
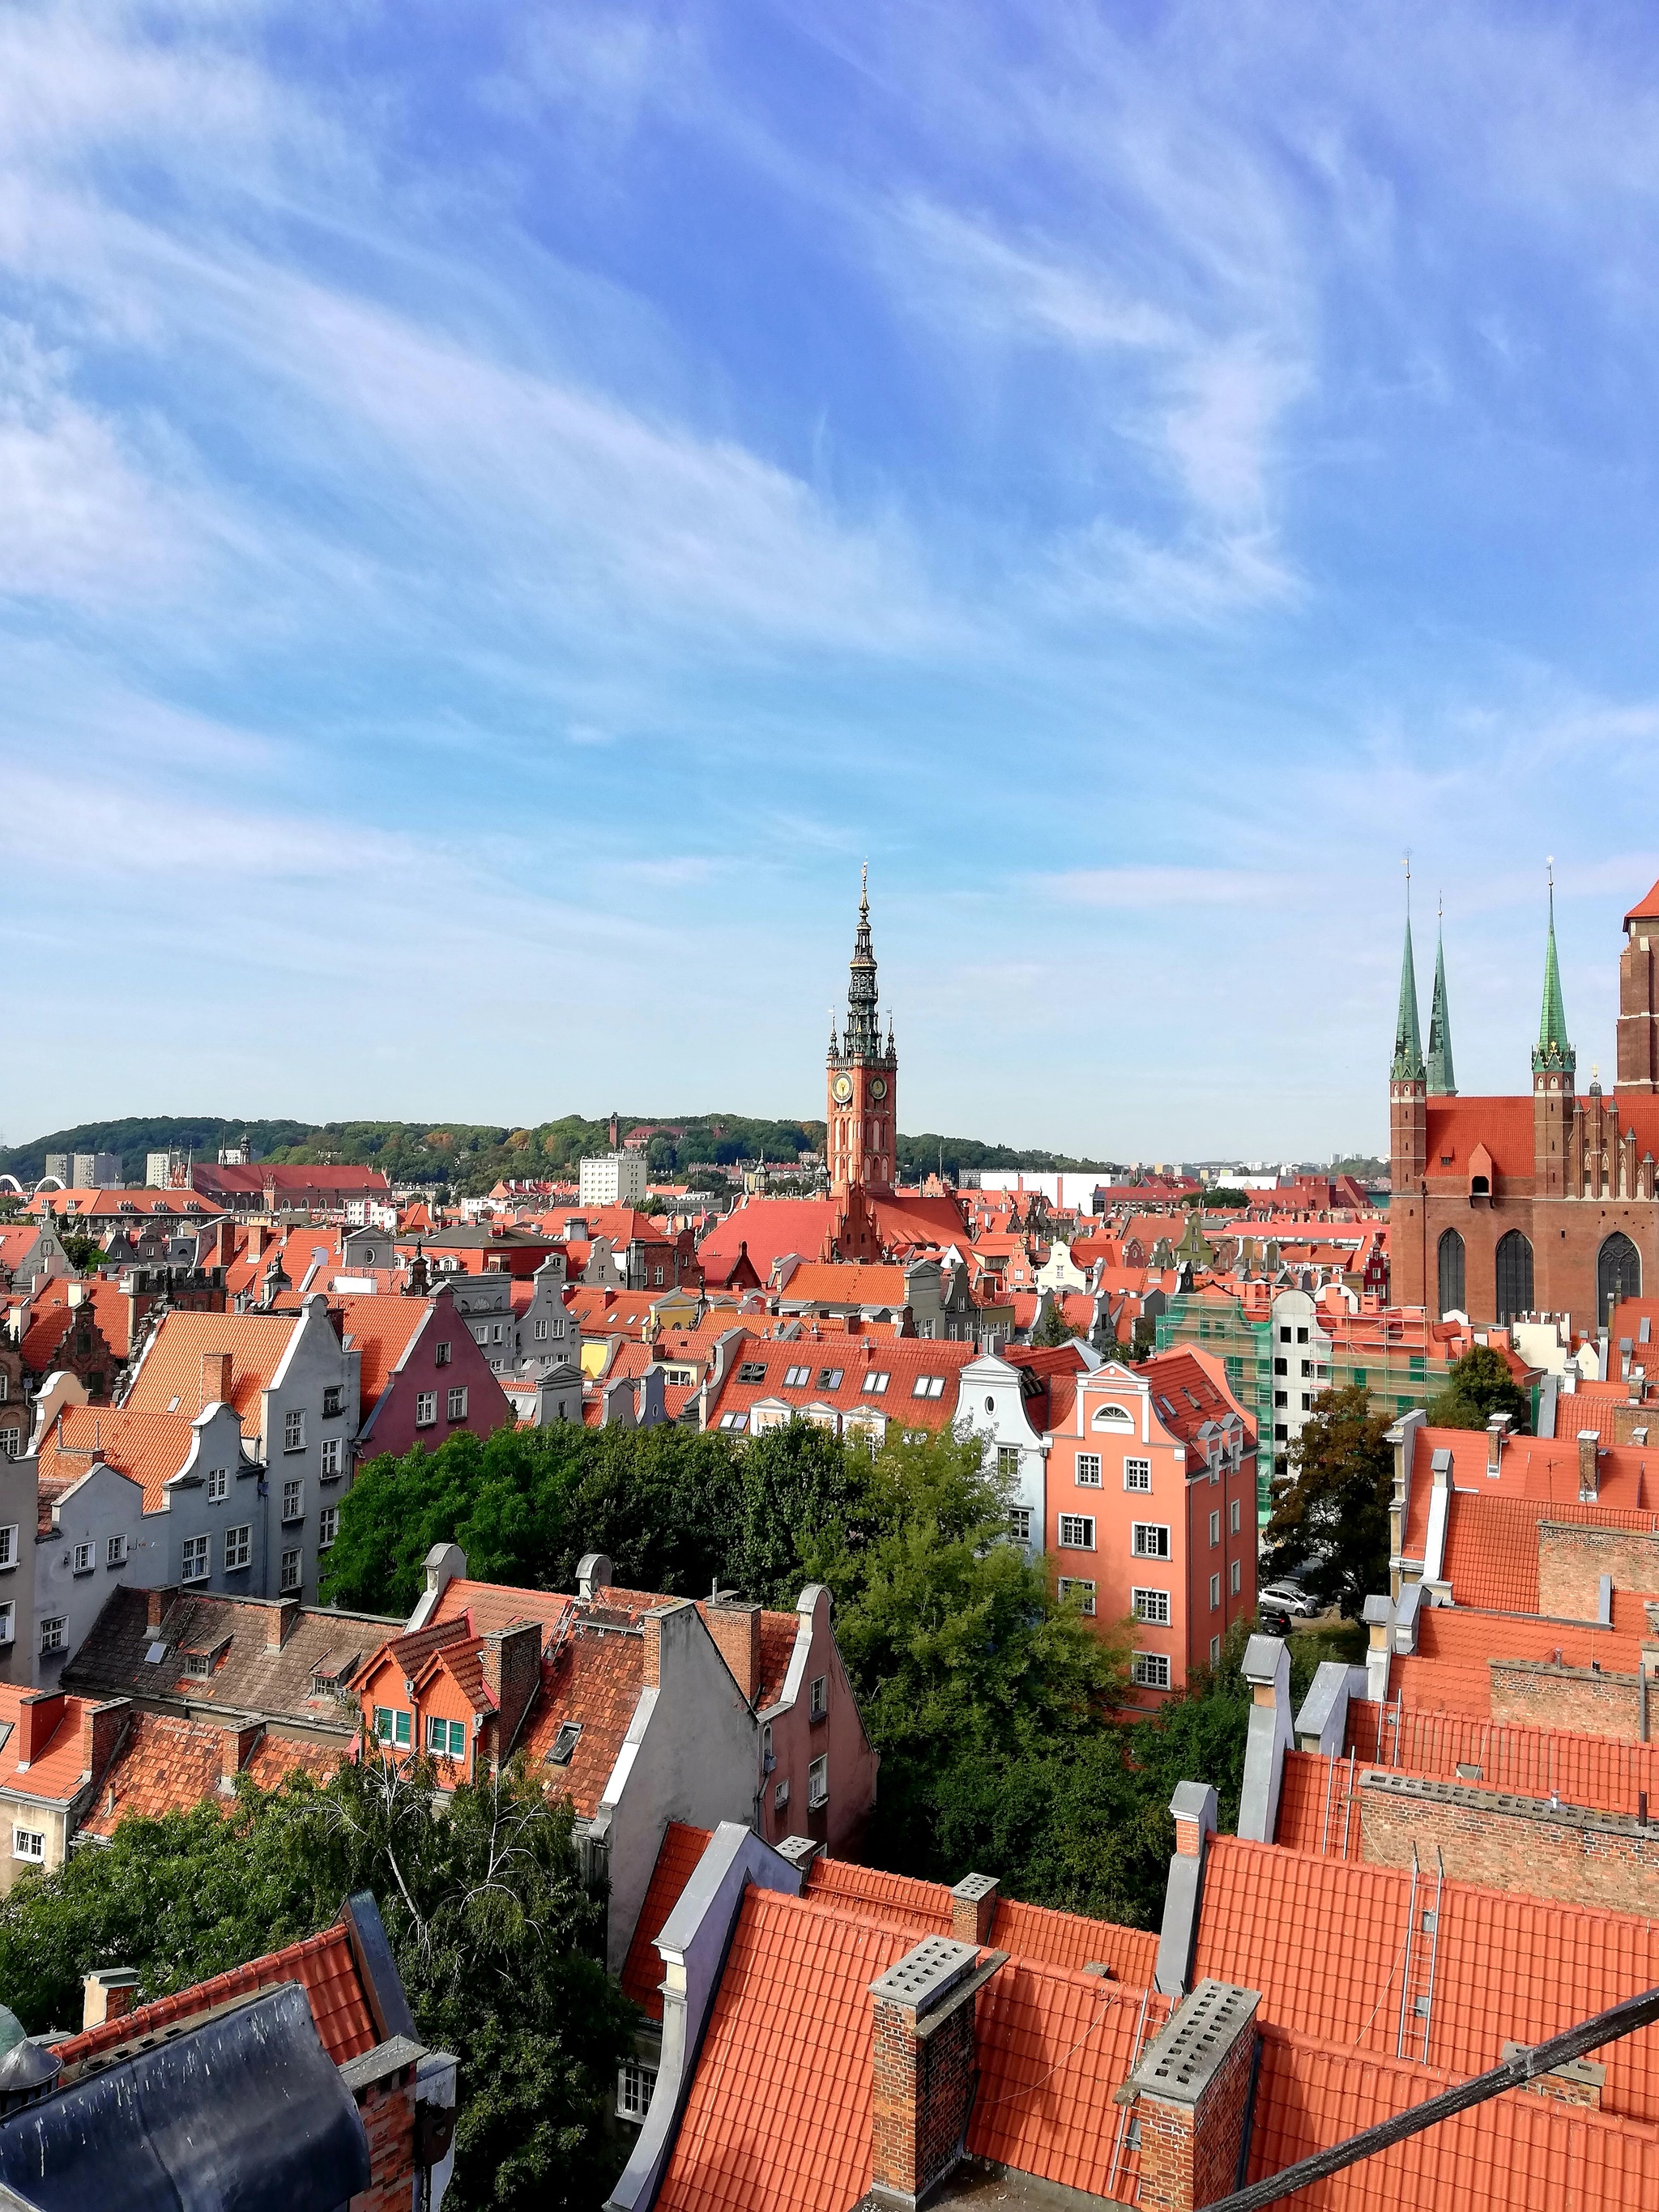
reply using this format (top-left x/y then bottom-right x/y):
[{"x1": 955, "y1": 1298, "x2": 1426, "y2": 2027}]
[{"x1": 694, "y1": 1331, "x2": 1258, "y2": 1702}]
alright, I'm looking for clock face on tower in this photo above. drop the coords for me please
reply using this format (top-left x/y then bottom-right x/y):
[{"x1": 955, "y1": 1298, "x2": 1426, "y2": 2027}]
[
  {"x1": 870, "y1": 1077, "x2": 888, "y2": 1099},
  {"x1": 831, "y1": 1074, "x2": 853, "y2": 1103}
]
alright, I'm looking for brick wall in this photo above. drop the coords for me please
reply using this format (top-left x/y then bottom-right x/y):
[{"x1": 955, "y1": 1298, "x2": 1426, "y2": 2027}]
[
  {"x1": 1537, "y1": 1523, "x2": 1659, "y2": 1619},
  {"x1": 1359, "y1": 1772, "x2": 1659, "y2": 1916},
  {"x1": 1489, "y1": 1657, "x2": 1643, "y2": 1741},
  {"x1": 1137, "y1": 2024, "x2": 1256, "y2": 2212},
  {"x1": 349, "y1": 2067, "x2": 417, "y2": 2212},
  {"x1": 871, "y1": 1992, "x2": 976, "y2": 2203}
]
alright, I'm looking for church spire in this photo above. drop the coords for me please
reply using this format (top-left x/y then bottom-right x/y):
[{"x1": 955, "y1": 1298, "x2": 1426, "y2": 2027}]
[
  {"x1": 1533, "y1": 859, "x2": 1576, "y2": 1076},
  {"x1": 1391, "y1": 890, "x2": 1425, "y2": 1084},
  {"x1": 842, "y1": 862, "x2": 882, "y2": 1059},
  {"x1": 1427, "y1": 900, "x2": 1456, "y2": 1097}
]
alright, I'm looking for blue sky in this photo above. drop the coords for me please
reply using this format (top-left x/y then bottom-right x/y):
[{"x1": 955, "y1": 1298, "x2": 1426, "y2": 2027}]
[{"x1": 6, "y1": 1, "x2": 1659, "y2": 1160}]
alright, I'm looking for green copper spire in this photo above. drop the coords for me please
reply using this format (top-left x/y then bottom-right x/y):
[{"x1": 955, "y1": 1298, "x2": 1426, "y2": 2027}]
[
  {"x1": 1392, "y1": 916, "x2": 1426, "y2": 1083},
  {"x1": 1533, "y1": 863, "x2": 1576, "y2": 1076},
  {"x1": 1427, "y1": 910, "x2": 1456, "y2": 1097}
]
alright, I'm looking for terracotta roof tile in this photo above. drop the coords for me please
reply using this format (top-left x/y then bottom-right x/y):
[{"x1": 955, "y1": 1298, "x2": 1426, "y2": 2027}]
[
  {"x1": 78, "y1": 1711, "x2": 341, "y2": 1837},
  {"x1": 122, "y1": 1310, "x2": 299, "y2": 1433},
  {"x1": 1342, "y1": 1706, "x2": 1659, "y2": 1820},
  {"x1": 804, "y1": 1857, "x2": 953, "y2": 1931},
  {"x1": 621, "y1": 1822, "x2": 713, "y2": 2019},
  {"x1": 37, "y1": 1404, "x2": 197, "y2": 1514},
  {"x1": 987, "y1": 1897, "x2": 1159, "y2": 1987}
]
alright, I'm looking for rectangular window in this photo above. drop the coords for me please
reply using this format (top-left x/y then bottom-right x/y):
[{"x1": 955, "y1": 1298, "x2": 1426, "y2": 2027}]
[
  {"x1": 535, "y1": 1319, "x2": 548, "y2": 1340},
  {"x1": 817, "y1": 1367, "x2": 844, "y2": 1389},
  {"x1": 1124, "y1": 1458, "x2": 1151, "y2": 1491},
  {"x1": 808, "y1": 1754, "x2": 829, "y2": 1808},
  {"x1": 1297, "y1": 1327, "x2": 1308, "y2": 1345},
  {"x1": 1132, "y1": 1587, "x2": 1171, "y2": 1625},
  {"x1": 427, "y1": 1714, "x2": 467, "y2": 1761},
  {"x1": 207, "y1": 1467, "x2": 228, "y2": 1503},
  {"x1": 322, "y1": 1385, "x2": 343, "y2": 1417},
  {"x1": 1273, "y1": 1390, "x2": 1288, "y2": 1408},
  {"x1": 1273, "y1": 1357, "x2": 1287, "y2": 1376},
  {"x1": 435, "y1": 1340, "x2": 451, "y2": 1366},
  {"x1": 105, "y1": 1535, "x2": 126, "y2": 1567},
  {"x1": 1009, "y1": 1507, "x2": 1032, "y2": 1545},
  {"x1": 472, "y1": 1325, "x2": 488, "y2": 1346},
  {"x1": 718, "y1": 1411, "x2": 749, "y2": 1432},
  {"x1": 1210, "y1": 1634, "x2": 1222, "y2": 1664},
  {"x1": 12, "y1": 1830, "x2": 43, "y2": 1862},
  {"x1": 617, "y1": 2058, "x2": 658, "y2": 2122},
  {"x1": 0, "y1": 1603, "x2": 15, "y2": 1644},
  {"x1": 1209, "y1": 1573, "x2": 1222, "y2": 1610},
  {"x1": 320, "y1": 1438, "x2": 342, "y2": 1477},
  {"x1": 1132, "y1": 1651, "x2": 1172, "y2": 1690},
  {"x1": 283, "y1": 1409, "x2": 305, "y2": 1452},
  {"x1": 810, "y1": 1674, "x2": 827, "y2": 1720},
  {"x1": 1058, "y1": 1514, "x2": 1095, "y2": 1550},
  {"x1": 774, "y1": 1775, "x2": 790, "y2": 1809},
  {"x1": 447, "y1": 1387, "x2": 468, "y2": 1421},
  {"x1": 0, "y1": 1430, "x2": 17, "y2": 1460},
  {"x1": 280, "y1": 1549, "x2": 301, "y2": 1594},
  {"x1": 1056, "y1": 1577, "x2": 1096, "y2": 1616},
  {"x1": 912, "y1": 1375, "x2": 945, "y2": 1398},
  {"x1": 224, "y1": 1524, "x2": 251, "y2": 1571},
  {"x1": 1209, "y1": 1510, "x2": 1221, "y2": 1546},
  {"x1": 0, "y1": 1526, "x2": 16, "y2": 1573},
  {"x1": 863, "y1": 1372, "x2": 889, "y2": 1395},
  {"x1": 39, "y1": 1616, "x2": 65, "y2": 1655},
  {"x1": 491, "y1": 1323, "x2": 503, "y2": 1344},
  {"x1": 783, "y1": 1365, "x2": 812, "y2": 1387},
  {"x1": 71, "y1": 1541, "x2": 92, "y2": 1576},
  {"x1": 416, "y1": 1392, "x2": 437, "y2": 1427},
  {"x1": 319, "y1": 1506, "x2": 339, "y2": 1549},
  {"x1": 996, "y1": 1446, "x2": 1020, "y2": 1480},
  {"x1": 1230, "y1": 1558, "x2": 1243, "y2": 1596},
  {"x1": 1132, "y1": 1524, "x2": 1171, "y2": 1560},
  {"x1": 283, "y1": 1480, "x2": 304, "y2": 1524},
  {"x1": 1229, "y1": 1499, "x2": 1242, "y2": 1536},
  {"x1": 1279, "y1": 1327, "x2": 1291, "y2": 1344},
  {"x1": 1075, "y1": 1453, "x2": 1102, "y2": 1486},
  {"x1": 181, "y1": 1536, "x2": 209, "y2": 1583}
]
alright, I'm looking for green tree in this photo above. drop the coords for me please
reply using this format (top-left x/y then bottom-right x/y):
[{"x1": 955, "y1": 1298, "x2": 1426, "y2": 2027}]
[
  {"x1": 1426, "y1": 1343, "x2": 1531, "y2": 1434},
  {"x1": 58, "y1": 1233, "x2": 107, "y2": 1272},
  {"x1": 0, "y1": 1756, "x2": 633, "y2": 2212},
  {"x1": 1262, "y1": 1384, "x2": 1393, "y2": 1617},
  {"x1": 1032, "y1": 1300, "x2": 1081, "y2": 1348}
]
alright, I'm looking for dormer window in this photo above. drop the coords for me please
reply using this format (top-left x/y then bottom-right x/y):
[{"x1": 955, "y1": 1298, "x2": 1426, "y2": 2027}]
[{"x1": 547, "y1": 1721, "x2": 583, "y2": 1766}]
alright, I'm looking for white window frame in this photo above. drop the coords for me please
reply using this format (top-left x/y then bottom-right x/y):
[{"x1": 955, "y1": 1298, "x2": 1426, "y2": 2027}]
[
  {"x1": 0, "y1": 1526, "x2": 16, "y2": 1573},
  {"x1": 1230, "y1": 1558, "x2": 1243, "y2": 1596},
  {"x1": 1209, "y1": 1573, "x2": 1222, "y2": 1610},
  {"x1": 808, "y1": 1754, "x2": 829, "y2": 1809},
  {"x1": 1009, "y1": 1507, "x2": 1032, "y2": 1546},
  {"x1": 1124, "y1": 1457, "x2": 1152, "y2": 1492},
  {"x1": 1230, "y1": 1499, "x2": 1242, "y2": 1536},
  {"x1": 434, "y1": 1340, "x2": 452, "y2": 1366},
  {"x1": 224, "y1": 1524, "x2": 251, "y2": 1572},
  {"x1": 105, "y1": 1535, "x2": 126, "y2": 1568},
  {"x1": 0, "y1": 1430, "x2": 18, "y2": 1461},
  {"x1": 1132, "y1": 1651, "x2": 1172, "y2": 1690},
  {"x1": 181, "y1": 1536, "x2": 210, "y2": 1584},
  {"x1": 282, "y1": 1479, "x2": 305, "y2": 1525},
  {"x1": 319, "y1": 1506, "x2": 339, "y2": 1550},
  {"x1": 39, "y1": 1616, "x2": 66, "y2": 1655},
  {"x1": 1132, "y1": 1587, "x2": 1171, "y2": 1625},
  {"x1": 1076, "y1": 1453, "x2": 1102, "y2": 1487},
  {"x1": 320, "y1": 1438, "x2": 342, "y2": 1477},
  {"x1": 783, "y1": 1365, "x2": 812, "y2": 1387},
  {"x1": 1058, "y1": 1514, "x2": 1095, "y2": 1551},
  {"x1": 446, "y1": 1387, "x2": 468, "y2": 1421},
  {"x1": 617, "y1": 2058, "x2": 658, "y2": 2122},
  {"x1": 206, "y1": 1467, "x2": 228, "y2": 1504},
  {"x1": 283, "y1": 1409, "x2": 305, "y2": 1453},
  {"x1": 280, "y1": 1549, "x2": 302, "y2": 1594},
  {"x1": 416, "y1": 1392, "x2": 437, "y2": 1428},
  {"x1": 72, "y1": 1542, "x2": 92, "y2": 1576},
  {"x1": 1209, "y1": 1510, "x2": 1221, "y2": 1546},
  {"x1": 0, "y1": 1602, "x2": 15, "y2": 1645},
  {"x1": 12, "y1": 1829, "x2": 44, "y2": 1863},
  {"x1": 1132, "y1": 1523, "x2": 1171, "y2": 1560},
  {"x1": 1056, "y1": 1577, "x2": 1097, "y2": 1616}
]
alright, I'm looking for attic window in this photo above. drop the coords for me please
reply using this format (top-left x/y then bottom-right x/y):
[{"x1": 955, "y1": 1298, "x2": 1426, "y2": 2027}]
[
  {"x1": 181, "y1": 1652, "x2": 211, "y2": 1678},
  {"x1": 817, "y1": 1367, "x2": 844, "y2": 1389},
  {"x1": 783, "y1": 1365, "x2": 812, "y2": 1387},
  {"x1": 719, "y1": 1411, "x2": 749, "y2": 1432},
  {"x1": 737, "y1": 1362, "x2": 767, "y2": 1385},
  {"x1": 143, "y1": 1641, "x2": 168, "y2": 1665},
  {"x1": 911, "y1": 1375, "x2": 945, "y2": 1399},
  {"x1": 863, "y1": 1372, "x2": 890, "y2": 1395},
  {"x1": 547, "y1": 1722, "x2": 583, "y2": 1766},
  {"x1": 1093, "y1": 1404, "x2": 1134, "y2": 1430}
]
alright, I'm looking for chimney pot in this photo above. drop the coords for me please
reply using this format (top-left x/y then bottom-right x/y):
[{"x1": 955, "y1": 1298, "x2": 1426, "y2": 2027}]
[
  {"x1": 220, "y1": 1720, "x2": 263, "y2": 1792},
  {"x1": 949, "y1": 1872, "x2": 1000, "y2": 1947}
]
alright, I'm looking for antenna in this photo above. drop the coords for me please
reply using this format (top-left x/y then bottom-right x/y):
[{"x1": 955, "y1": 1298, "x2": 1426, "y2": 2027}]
[{"x1": 1403, "y1": 848, "x2": 1412, "y2": 916}]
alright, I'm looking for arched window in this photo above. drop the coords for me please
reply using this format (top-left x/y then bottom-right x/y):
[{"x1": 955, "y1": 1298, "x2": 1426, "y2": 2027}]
[
  {"x1": 1437, "y1": 1230, "x2": 1465, "y2": 1318},
  {"x1": 1494, "y1": 1230, "x2": 1534, "y2": 1323},
  {"x1": 1597, "y1": 1232, "x2": 1641, "y2": 1323}
]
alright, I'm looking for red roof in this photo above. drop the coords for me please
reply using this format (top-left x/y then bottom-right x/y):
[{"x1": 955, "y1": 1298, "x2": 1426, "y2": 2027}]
[
  {"x1": 1627, "y1": 877, "x2": 1659, "y2": 925},
  {"x1": 621, "y1": 1822, "x2": 713, "y2": 2019}
]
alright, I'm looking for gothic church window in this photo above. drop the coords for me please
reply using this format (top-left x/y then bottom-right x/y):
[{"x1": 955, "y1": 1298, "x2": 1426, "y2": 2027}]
[
  {"x1": 1437, "y1": 1230, "x2": 1465, "y2": 1319},
  {"x1": 1494, "y1": 1230, "x2": 1533, "y2": 1323},
  {"x1": 1597, "y1": 1232, "x2": 1641, "y2": 1323}
]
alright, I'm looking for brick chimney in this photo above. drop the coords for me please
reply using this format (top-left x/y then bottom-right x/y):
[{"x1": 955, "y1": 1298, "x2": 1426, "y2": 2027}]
[
  {"x1": 1486, "y1": 1413, "x2": 1512, "y2": 1477},
  {"x1": 81, "y1": 1968, "x2": 140, "y2": 2032},
  {"x1": 642, "y1": 1597, "x2": 695, "y2": 1690},
  {"x1": 480, "y1": 1620, "x2": 542, "y2": 1757},
  {"x1": 267, "y1": 1599, "x2": 301, "y2": 1652},
  {"x1": 81, "y1": 1698, "x2": 130, "y2": 1784},
  {"x1": 1128, "y1": 1980, "x2": 1261, "y2": 2212},
  {"x1": 146, "y1": 1586, "x2": 178, "y2": 1633},
  {"x1": 247, "y1": 1223, "x2": 267, "y2": 1263},
  {"x1": 201, "y1": 1349, "x2": 232, "y2": 1411},
  {"x1": 949, "y1": 1873, "x2": 1000, "y2": 1946},
  {"x1": 868, "y1": 1937, "x2": 987, "y2": 2207},
  {"x1": 1501, "y1": 2039, "x2": 1605, "y2": 2109},
  {"x1": 703, "y1": 1596, "x2": 761, "y2": 1702},
  {"x1": 15, "y1": 1691, "x2": 65, "y2": 1768},
  {"x1": 219, "y1": 1720, "x2": 264, "y2": 1793},
  {"x1": 1579, "y1": 1429, "x2": 1602, "y2": 1499}
]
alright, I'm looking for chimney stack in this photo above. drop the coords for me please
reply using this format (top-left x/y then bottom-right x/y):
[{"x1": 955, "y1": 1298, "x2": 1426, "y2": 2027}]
[
  {"x1": 868, "y1": 1937, "x2": 987, "y2": 2207},
  {"x1": 15, "y1": 1692, "x2": 65, "y2": 1769},
  {"x1": 146, "y1": 1586, "x2": 177, "y2": 1634},
  {"x1": 480, "y1": 1620, "x2": 542, "y2": 1758},
  {"x1": 703, "y1": 1596, "x2": 761, "y2": 1703},
  {"x1": 246, "y1": 1224, "x2": 267, "y2": 1263},
  {"x1": 1579, "y1": 1428, "x2": 1602, "y2": 1499},
  {"x1": 201, "y1": 1350, "x2": 232, "y2": 1411},
  {"x1": 1128, "y1": 1980, "x2": 1261, "y2": 2212},
  {"x1": 81, "y1": 1968, "x2": 140, "y2": 2033},
  {"x1": 267, "y1": 1599, "x2": 301, "y2": 1652},
  {"x1": 1486, "y1": 1413, "x2": 1512, "y2": 1477},
  {"x1": 219, "y1": 1720, "x2": 264, "y2": 1793},
  {"x1": 576, "y1": 1552, "x2": 612, "y2": 1601},
  {"x1": 949, "y1": 1873, "x2": 1000, "y2": 1947},
  {"x1": 81, "y1": 1698, "x2": 130, "y2": 1784}
]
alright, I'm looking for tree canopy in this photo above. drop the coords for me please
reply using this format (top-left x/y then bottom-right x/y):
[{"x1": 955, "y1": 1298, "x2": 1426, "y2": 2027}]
[
  {"x1": 0, "y1": 1755, "x2": 633, "y2": 2212},
  {"x1": 1262, "y1": 1383, "x2": 1394, "y2": 1617},
  {"x1": 1425, "y1": 1343, "x2": 1532, "y2": 1434}
]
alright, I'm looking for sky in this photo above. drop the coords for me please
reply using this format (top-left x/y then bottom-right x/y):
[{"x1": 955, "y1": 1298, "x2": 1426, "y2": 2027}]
[{"x1": 6, "y1": 1, "x2": 1659, "y2": 1161}]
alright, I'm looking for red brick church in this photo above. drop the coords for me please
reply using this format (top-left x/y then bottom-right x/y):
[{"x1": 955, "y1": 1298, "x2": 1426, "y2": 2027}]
[{"x1": 1389, "y1": 873, "x2": 1659, "y2": 1330}]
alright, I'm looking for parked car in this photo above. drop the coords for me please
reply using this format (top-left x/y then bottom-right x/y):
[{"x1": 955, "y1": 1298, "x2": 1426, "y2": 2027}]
[{"x1": 1258, "y1": 1580, "x2": 1320, "y2": 1620}]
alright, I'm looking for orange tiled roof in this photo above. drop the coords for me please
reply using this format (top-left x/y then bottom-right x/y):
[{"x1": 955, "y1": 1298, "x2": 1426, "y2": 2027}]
[
  {"x1": 37, "y1": 1404, "x2": 196, "y2": 1514},
  {"x1": 621, "y1": 1822, "x2": 713, "y2": 2019},
  {"x1": 779, "y1": 1263, "x2": 911, "y2": 1304},
  {"x1": 54, "y1": 1921, "x2": 377, "y2": 2070},
  {"x1": 122, "y1": 1309, "x2": 299, "y2": 1433},
  {"x1": 79, "y1": 1711, "x2": 339, "y2": 1837},
  {"x1": 1341, "y1": 1705, "x2": 1659, "y2": 1820},
  {"x1": 0, "y1": 1686, "x2": 112, "y2": 1805},
  {"x1": 331, "y1": 1293, "x2": 425, "y2": 1404},
  {"x1": 1391, "y1": 1603, "x2": 1647, "y2": 1716}
]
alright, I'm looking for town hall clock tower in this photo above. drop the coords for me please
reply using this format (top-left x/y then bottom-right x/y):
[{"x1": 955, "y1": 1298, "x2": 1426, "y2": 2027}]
[{"x1": 827, "y1": 867, "x2": 898, "y2": 1197}]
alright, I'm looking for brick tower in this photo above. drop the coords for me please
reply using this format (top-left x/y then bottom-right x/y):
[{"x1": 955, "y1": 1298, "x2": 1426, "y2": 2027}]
[
  {"x1": 1388, "y1": 913, "x2": 1428, "y2": 1306},
  {"x1": 1617, "y1": 877, "x2": 1659, "y2": 1095},
  {"x1": 826, "y1": 867, "x2": 898, "y2": 1198},
  {"x1": 1533, "y1": 876, "x2": 1576, "y2": 1200}
]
